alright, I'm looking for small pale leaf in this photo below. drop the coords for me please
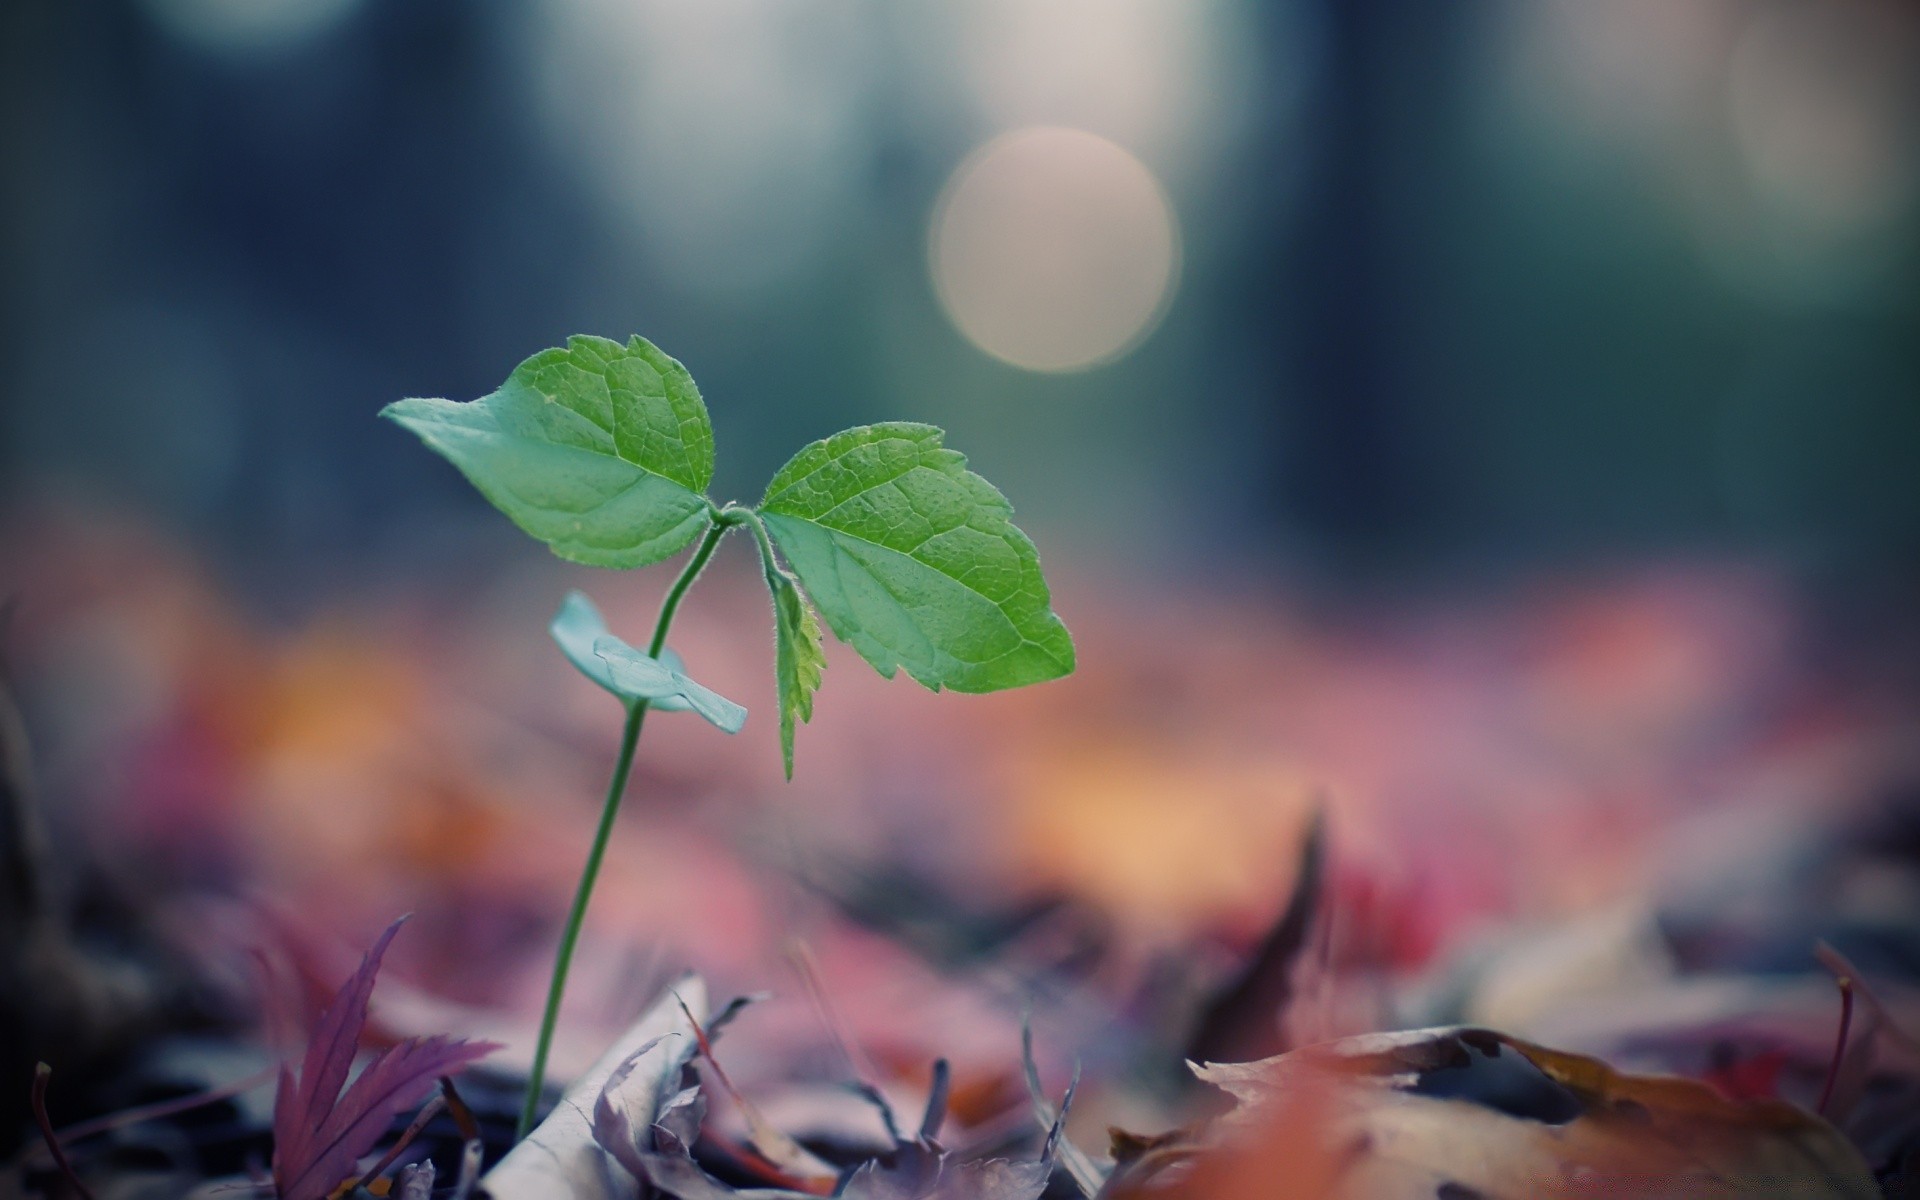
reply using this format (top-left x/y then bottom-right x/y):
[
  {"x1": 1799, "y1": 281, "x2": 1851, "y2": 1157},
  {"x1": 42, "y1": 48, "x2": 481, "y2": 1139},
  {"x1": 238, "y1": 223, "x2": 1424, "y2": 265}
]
[
  {"x1": 592, "y1": 637, "x2": 746, "y2": 733},
  {"x1": 759, "y1": 423, "x2": 1073, "y2": 694},
  {"x1": 382, "y1": 335, "x2": 715, "y2": 569},
  {"x1": 550, "y1": 590, "x2": 692, "y2": 713}
]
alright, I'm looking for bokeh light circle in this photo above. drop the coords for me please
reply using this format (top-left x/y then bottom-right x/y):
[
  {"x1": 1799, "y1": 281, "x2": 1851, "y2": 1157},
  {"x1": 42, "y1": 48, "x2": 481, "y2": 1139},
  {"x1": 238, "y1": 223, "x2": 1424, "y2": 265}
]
[{"x1": 930, "y1": 127, "x2": 1181, "y2": 373}]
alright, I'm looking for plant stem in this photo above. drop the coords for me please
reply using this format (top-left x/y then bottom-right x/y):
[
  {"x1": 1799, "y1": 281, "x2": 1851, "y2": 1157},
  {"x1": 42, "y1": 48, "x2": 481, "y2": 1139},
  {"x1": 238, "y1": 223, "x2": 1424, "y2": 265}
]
[
  {"x1": 738, "y1": 507, "x2": 783, "y2": 587},
  {"x1": 517, "y1": 515, "x2": 735, "y2": 1139},
  {"x1": 649, "y1": 508, "x2": 738, "y2": 655}
]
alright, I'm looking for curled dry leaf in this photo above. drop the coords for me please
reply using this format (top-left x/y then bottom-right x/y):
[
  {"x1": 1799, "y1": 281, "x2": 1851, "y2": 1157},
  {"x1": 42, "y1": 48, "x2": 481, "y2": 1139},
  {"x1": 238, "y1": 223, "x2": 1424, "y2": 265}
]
[
  {"x1": 1019, "y1": 1020, "x2": 1101, "y2": 1198},
  {"x1": 830, "y1": 1058, "x2": 1063, "y2": 1200},
  {"x1": 838, "y1": 1156, "x2": 1051, "y2": 1200},
  {"x1": 1121, "y1": 1026, "x2": 1879, "y2": 1200},
  {"x1": 395, "y1": 1160, "x2": 436, "y2": 1200},
  {"x1": 1186, "y1": 806, "x2": 1326, "y2": 1066},
  {"x1": 482, "y1": 974, "x2": 711, "y2": 1200},
  {"x1": 669, "y1": 993, "x2": 840, "y2": 1191},
  {"x1": 525, "y1": 977, "x2": 1065, "y2": 1200}
]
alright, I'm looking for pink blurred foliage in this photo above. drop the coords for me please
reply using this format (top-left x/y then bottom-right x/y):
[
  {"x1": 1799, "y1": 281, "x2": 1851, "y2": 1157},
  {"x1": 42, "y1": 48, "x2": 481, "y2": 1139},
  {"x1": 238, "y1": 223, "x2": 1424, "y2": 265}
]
[{"x1": 3, "y1": 504, "x2": 1912, "y2": 1094}]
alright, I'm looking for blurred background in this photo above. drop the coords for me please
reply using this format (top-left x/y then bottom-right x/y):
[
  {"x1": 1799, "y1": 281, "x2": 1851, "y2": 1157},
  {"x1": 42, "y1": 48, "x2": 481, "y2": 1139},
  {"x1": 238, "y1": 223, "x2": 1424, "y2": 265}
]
[
  {"x1": 2, "y1": 0, "x2": 1919, "y2": 1182},
  {"x1": 7, "y1": 0, "x2": 1919, "y2": 576}
]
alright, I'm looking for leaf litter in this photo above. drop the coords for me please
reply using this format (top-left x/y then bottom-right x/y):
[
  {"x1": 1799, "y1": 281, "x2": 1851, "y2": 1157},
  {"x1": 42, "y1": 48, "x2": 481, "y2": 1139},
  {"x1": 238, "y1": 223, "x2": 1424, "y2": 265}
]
[
  {"x1": 479, "y1": 980, "x2": 1069, "y2": 1200},
  {"x1": 7, "y1": 521, "x2": 1920, "y2": 1199}
]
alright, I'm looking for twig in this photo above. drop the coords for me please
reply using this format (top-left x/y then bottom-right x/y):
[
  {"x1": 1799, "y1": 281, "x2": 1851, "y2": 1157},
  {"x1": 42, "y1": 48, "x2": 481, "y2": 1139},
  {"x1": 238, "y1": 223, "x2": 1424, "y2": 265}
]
[
  {"x1": 450, "y1": 1139, "x2": 483, "y2": 1200},
  {"x1": 342, "y1": 1094, "x2": 446, "y2": 1192},
  {"x1": 1021, "y1": 1020, "x2": 1103, "y2": 1197},
  {"x1": 1816, "y1": 971, "x2": 1855, "y2": 1118},
  {"x1": 786, "y1": 937, "x2": 882, "y2": 1086},
  {"x1": 55, "y1": 1064, "x2": 279, "y2": 1145},
  {"x1": 439, "y1": 1075, "x2": 480, "y2": 1143},
  {"x1": 32, "y1": 1063, "x2": 97, "y2": 1200},
  {"x1": 438, "y1": 1074, "x2": 486, "y2": 1200}
]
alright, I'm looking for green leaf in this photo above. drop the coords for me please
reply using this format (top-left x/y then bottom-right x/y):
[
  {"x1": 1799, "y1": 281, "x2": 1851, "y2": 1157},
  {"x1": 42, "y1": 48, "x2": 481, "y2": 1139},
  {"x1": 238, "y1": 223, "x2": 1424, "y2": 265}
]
[
  {"x1": 592, "y1": 638, "x2": 746, "y2": 734},
  {"x1": 548, "y1": 590, "x2": 692, "y2": 713},
  {"x1": 766, "y1": 560, "x2": 826, "y2": 779},
  {"x1": 382, "y1": 335, "x2": 716, "y2": 569},
  {"x1": 757, "y1": 422, "x2": 1074, "y2": 693},
  {"x1": 549, "y1": 590, "x2": 744, "y2": 731}
]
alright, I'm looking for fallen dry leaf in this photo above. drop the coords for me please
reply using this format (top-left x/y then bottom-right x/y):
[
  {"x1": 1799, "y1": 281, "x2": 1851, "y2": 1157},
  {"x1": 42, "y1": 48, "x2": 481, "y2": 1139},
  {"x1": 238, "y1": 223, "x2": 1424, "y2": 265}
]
[
  {"x1": 482, "y1": 975, "x2": 710, "y2": 1200},
  {"x1": 1124, "y1": 1026, "x2": 1879, "y2": 1199}
]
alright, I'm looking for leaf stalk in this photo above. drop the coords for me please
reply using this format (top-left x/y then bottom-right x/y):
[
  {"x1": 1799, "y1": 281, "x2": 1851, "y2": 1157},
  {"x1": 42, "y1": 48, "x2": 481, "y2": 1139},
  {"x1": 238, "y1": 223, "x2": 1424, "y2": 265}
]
[{"x1": 517, "y1": 514, "x2": 735, "y2": 1139}]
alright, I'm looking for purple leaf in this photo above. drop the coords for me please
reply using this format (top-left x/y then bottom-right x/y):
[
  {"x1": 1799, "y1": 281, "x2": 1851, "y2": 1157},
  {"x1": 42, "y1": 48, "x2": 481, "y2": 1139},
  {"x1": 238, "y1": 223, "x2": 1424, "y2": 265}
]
[
  {"x1": 271, "y1": 917, "x2": 498, "y2": 1200},
  {"x1": 288, "y1": 919, "x2": 406, "y2": 1149}
]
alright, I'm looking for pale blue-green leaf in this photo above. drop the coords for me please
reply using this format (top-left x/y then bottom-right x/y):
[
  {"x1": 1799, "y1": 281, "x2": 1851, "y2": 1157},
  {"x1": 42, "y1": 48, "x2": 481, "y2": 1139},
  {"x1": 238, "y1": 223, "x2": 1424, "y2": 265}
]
[
  {"x1": 759, "y1": 423, "x2": 1074, "y2": 694},
  {"x1": 591, "y1": 636, "x2": 746, "y2": 734},
  {"x1": 549, "y1": 591, "x2": 692, "y2": 712},
  {"x1": 382, "y1": 335, "x2": 715, "y2": 569}
]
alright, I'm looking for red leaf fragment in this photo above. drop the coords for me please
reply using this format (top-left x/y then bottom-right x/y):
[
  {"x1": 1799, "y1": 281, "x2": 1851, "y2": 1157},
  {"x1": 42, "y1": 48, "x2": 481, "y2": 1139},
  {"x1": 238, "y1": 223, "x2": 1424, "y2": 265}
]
[{"x1": 1702, "y1": 1047, "x2": 1788, "y2": 1103}]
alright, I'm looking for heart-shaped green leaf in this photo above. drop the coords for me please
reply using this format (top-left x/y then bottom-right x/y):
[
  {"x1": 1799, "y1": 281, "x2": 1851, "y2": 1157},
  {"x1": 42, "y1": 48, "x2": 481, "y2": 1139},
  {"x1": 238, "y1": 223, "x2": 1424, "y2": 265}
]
[
  {"x1": 758, "y1": 423, "x2": 1073, "y2": 693},
  {"x1": 383, "y1": 335, "x2": 715, "y2": 569}
]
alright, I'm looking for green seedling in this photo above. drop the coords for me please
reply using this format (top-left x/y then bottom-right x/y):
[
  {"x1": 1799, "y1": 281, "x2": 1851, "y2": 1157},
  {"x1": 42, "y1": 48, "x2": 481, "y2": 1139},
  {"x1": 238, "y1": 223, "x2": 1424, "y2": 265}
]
[{"x1": 382, "y1": 334, "x2": 1074, "y2": 1138}]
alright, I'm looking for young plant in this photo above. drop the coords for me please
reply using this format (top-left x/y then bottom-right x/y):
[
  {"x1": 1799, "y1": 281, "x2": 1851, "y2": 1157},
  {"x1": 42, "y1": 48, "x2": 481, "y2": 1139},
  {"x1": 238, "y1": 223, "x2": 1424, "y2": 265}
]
[{"x1": 381, "y1": 334, "x2": 1074, "y2": 1138}]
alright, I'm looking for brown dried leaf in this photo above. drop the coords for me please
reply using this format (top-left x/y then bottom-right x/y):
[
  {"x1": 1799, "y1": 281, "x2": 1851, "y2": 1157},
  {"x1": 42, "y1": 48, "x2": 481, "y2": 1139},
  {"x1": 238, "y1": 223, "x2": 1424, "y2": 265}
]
[{"x1": 1130, "y1": 1026, "x2": 1878, "y2": 1199}]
